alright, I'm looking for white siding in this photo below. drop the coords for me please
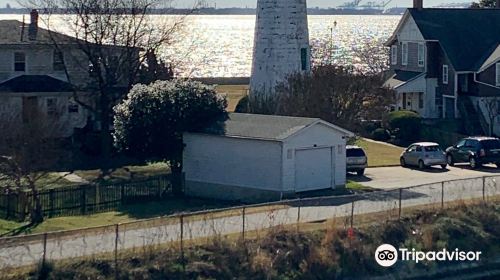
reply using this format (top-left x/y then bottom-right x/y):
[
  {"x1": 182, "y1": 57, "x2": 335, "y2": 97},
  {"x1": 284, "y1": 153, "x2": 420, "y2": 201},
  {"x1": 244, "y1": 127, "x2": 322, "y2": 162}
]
[
  {"x1": 283, "y1": 123, "x2": 347, "y2": 191},
  {"x1": 397, "y1": 16, "x2": 425, "y2": 42},
  {"x1": 250, "y1": 0, "x2": 310, "y2": 94},
  {"x1": 0, "y1": 94, "x2": 87, "y2": 137},
  {"x1": 183, "y1": 134, "x2": 283, "y2": 191}
]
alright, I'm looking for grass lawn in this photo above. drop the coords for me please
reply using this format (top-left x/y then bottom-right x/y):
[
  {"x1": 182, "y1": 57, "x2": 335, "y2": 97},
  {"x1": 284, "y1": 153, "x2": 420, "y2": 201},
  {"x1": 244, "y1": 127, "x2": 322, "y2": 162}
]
[
  {"x1": 215, "y1": 84, "x2": 248, "y2": 112},
  {"x1": 74, "y1": 162, "x2": 170, "y2": 183},
  {"x1": 346, "y1": 180, "x2": 377, "y2": 192},
  {"x1": 0, "y1": 172, "x2": 79, "y2": 190},
  {"x1": 0, "y1": 197, "x2": 236, "y2": 236},
  {"x1": 355, "y1": 138, "x2": 404, "y2": 167}
]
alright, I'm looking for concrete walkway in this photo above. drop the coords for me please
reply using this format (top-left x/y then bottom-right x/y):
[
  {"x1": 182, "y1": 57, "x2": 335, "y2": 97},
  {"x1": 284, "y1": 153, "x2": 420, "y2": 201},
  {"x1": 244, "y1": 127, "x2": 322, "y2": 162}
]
[
  {"x1": 1, "y1": 174, "x2": 498, "y2": 269},
  {"x1": 352, "y1": 165, "x2": 500, "y2": 190}
]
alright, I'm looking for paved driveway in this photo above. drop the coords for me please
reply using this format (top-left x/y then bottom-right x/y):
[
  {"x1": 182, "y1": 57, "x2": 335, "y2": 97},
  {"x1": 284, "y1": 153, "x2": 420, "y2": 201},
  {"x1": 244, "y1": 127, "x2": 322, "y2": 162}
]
[{"x1": 350, "y1": 164, "x2": 500, "y2": 190}]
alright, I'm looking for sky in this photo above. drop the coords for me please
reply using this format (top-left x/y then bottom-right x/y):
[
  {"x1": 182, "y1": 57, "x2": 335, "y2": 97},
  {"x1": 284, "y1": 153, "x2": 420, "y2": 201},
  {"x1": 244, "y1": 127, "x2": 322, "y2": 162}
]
[{"x1": 1, "y1": 0, "x2": 473, "y2": 9}]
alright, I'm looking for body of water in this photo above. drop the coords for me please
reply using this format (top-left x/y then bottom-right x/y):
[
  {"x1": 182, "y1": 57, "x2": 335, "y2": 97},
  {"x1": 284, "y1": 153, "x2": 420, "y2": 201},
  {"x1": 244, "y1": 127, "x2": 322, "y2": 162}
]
[{"x1": 0, "y1": 14, "x2": 401, "y2": 77}]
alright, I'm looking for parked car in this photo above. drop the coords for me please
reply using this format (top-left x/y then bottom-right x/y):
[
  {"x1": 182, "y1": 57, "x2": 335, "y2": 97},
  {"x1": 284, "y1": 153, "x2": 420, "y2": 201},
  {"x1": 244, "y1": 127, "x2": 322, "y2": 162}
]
[
  {"x1": 446, "y1": 137, "x2": 500, "y2": 169},
  {"x1": 346, "y1": 145, "x2": 368, "y2": 175},
  {"x1": 400, "y1": 142, "x2": 447, "y2": 169}
]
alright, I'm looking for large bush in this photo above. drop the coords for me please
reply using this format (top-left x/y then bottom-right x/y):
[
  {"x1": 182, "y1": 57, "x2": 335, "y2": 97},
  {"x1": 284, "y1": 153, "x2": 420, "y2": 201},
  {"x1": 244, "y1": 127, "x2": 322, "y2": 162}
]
[
  {"x1": 371, "y1": 128, "x2": 391, "y2": 141},
  {"x1": 113, "y1": 79, "x2": 228, "y2": 180},
  {"x1": 387, "y1": 111, "x2": 422, "y2": 142}
]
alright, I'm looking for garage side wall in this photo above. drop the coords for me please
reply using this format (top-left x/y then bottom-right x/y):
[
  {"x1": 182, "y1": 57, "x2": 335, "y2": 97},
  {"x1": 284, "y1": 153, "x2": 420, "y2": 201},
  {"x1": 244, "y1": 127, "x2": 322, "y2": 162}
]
[
  {"x1": 283, "y1": 123, "x2": 347, "y2": 192},
  {"x1": 183, "y1": 133, "x2": 283, "y2": 202}
]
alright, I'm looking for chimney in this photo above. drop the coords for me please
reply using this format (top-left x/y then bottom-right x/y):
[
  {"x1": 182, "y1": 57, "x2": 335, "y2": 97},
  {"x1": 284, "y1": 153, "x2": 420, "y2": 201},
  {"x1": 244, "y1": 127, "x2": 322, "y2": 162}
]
[
  {"x1": 28, "y1": 9, "x2": 38, "y2": 41},
  {"x1": 413, "y1": 0, "x2": 423, "y2": 9}
]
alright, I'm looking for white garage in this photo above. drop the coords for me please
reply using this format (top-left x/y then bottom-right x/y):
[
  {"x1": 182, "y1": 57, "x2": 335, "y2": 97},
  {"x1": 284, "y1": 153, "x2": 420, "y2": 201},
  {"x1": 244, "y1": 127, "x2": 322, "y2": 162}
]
[{"x1": 183, "y1": 113, "x2": 353, "y2": 202}]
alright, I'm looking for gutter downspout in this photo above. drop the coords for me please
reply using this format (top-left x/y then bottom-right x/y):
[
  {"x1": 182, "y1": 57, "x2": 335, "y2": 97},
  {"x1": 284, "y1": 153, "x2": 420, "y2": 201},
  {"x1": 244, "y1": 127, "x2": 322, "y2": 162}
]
[{"x1": 474, "y1": 72, "x2": 500, "y2": 90}]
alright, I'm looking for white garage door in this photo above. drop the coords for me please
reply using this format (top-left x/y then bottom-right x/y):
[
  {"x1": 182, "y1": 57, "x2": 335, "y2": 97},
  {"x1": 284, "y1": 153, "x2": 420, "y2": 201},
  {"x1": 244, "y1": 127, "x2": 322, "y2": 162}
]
[{"x1": 295, "y1": 147, "x2": 333, "y2": 192}]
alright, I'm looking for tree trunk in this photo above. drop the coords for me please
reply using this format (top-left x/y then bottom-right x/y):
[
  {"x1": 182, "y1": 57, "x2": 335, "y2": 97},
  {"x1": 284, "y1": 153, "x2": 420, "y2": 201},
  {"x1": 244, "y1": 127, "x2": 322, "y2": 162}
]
[
  {"x1": 171, "y1": 160, "x2": 184, "y2": 196},
  {"x1": 29, "y1": 183, "x2": 44, "y2": 224},
  {"x1": 99, "y1": 89, "x2": 112, "y2": 173}
]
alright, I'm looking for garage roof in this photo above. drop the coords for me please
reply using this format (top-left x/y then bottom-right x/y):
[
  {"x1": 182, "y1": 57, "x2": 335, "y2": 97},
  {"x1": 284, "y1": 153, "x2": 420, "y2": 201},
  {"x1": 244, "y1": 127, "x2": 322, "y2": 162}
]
[{"x1": 202, "y1": 113, "x2": 353, "y2": 141}]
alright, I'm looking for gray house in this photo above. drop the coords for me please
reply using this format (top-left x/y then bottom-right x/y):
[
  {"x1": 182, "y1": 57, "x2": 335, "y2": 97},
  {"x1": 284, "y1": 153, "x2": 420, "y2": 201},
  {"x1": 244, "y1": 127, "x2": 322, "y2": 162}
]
[
  {"x1": 0, "y1": 10, "x2": 140, "y2": 138},
  {"x1": 384, "y1": 0, "x2": 500, "y2": 135}
]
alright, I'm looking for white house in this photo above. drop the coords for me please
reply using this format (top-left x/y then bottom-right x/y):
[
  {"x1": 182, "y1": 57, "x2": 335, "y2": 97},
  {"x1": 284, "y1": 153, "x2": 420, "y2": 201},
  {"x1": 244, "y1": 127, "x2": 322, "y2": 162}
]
[{"x1": 183, "y1": 113, "x2": 353, "y2": 202}]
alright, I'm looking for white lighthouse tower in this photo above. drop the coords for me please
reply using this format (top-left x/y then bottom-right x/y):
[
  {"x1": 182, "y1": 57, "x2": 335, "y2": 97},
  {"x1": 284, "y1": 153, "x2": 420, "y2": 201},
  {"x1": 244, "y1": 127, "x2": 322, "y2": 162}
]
[{"x1": 250, "y1": 0, "x2": 311, "y2": 95}]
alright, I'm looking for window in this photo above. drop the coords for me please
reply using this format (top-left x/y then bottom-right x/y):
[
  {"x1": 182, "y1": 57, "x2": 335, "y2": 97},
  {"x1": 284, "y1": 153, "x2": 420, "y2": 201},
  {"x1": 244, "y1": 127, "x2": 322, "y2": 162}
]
[
  {"x1": 53, "y1": 50, "x2": 65, "y2": 71},
  {"x1": 419, "y1": 92, "x2": 424, "y2": 109},
  {"x1": 456, "y1": 140, "x2": 465, "y2": 148},
  {"x1": 391, "y1": 45, "x2": 398, "y2": 65},
  {"x1": 417, "y1": 43, "x2": 425, "y2": 67},
  {"x1": 68, "y1": 103, "x2": 79, "y2": 113},
  {"x1": 443, "y1": 65, "x2": 449, "y2": 84},
  {"x1": 465, "y1": 140, "x2": 478, "y2": 148},
  {"x1": 425, "y1": 146, "x2": 442, "y2": 152},
  {"x1": 416, "y1": 146, "x2": 422, "y2": 152},
  {"x1": 14, "y1": 52, "x2": 26, "y2": 72},
  {"x1": 402, "y1": 42, "x2": 408, "y2": 66},
  {"x1": 496, "y1": 62, "x2": 500, "y2": 86},
  {"x1": 300, "y1": 48, "x2": 308, "y2": 71},
  {"x1": 46, "y1": 98, "x2": 57, "y2": 116}
]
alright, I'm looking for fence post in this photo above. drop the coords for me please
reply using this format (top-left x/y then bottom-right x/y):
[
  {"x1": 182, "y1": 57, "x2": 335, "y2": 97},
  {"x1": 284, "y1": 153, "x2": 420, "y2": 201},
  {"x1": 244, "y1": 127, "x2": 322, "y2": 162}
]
[
  {"x1": 297, "y1": 201, "x2": 301, "y2": 232},
  {"x1": 120, "y1": 184, "x2": 125, "y2": 205},
  {"x1": 441, "y1": 181, "x2": 445, "y2": 209},
  {"x1": 80, "y1": 185, "x2": 86, "y2": 215},
  {"x1": 5, "y1": 192, "x2": 10, "y2": 220},
  {"x1": 114, "y1": 224, "x2": 119, "y2": 280},
  {"x1": 242, "y1": 207, "x2": 246, "y2": 240},
  {"x1": 350, "y1": 201, "x2": 355, "y2": 229},
  {"x1": 42, "y1": 233, "x2": 48, "y2": 268},
  {"x1": 180, "y1": 214, "x2": 185, "y2": 274},
  {"x1": 398, "y1": 188, "x2": 402, "y2": 219},
  {"x1": 49, "y1": 189, "x2": 55, "y2": 218},
  {"x1": 482, "y1": 177, "x2": 486, "y2": 202}
]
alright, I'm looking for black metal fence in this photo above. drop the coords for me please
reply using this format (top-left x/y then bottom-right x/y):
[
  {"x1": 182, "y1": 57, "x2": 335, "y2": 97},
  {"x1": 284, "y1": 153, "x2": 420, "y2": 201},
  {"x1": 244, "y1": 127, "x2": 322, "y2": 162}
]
[{"x1": 0, "y1": 174, "x2": 179, "y2": 221}]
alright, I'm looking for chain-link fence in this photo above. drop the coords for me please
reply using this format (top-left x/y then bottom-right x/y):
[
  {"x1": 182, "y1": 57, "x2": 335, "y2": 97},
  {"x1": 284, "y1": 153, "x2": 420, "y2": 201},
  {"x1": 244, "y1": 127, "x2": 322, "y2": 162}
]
[{"x1": 1, "y1": 175, "x2": 499, "y2": 270}]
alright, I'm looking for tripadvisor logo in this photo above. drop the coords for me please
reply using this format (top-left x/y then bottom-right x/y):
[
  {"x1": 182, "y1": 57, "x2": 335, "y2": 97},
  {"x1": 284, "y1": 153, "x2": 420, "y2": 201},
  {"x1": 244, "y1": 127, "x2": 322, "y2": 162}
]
[
  {"x1": 375, "y1": 244, "x2": 398, "y2": 267},
  {"x1": 375, "y1": 244, "x2": 482, "y2": 267}
]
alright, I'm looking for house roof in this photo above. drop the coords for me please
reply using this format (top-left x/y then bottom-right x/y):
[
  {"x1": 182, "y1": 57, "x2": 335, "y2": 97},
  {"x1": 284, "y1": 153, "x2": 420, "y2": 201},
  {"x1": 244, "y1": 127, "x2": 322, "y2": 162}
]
[
  {"x1": 383, "y1": 70, "x2": 423, "y2": 89},
  {"x1": 0, "y1": 75, "x2": 74, "y2": 92},
  {"x1": 0, "y1": 20, "x2": 77, "y2": 45},
  {"x1": 202, "y1": 113, "x2": 353, "y2": 141},
  {"x1": 0, "y1": 20, "x2": 142, "y2": 51},
  {"x1": 407, "y1": 8, "x2": 500, "y2": 72},
  {"x1": 479, "y1": 44, "x2": 500, "y2": 72}
]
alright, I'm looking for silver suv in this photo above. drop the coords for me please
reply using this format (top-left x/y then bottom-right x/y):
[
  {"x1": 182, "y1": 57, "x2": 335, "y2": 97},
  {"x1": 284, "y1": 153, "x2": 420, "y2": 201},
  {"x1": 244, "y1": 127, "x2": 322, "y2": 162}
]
[{"x1": 346, "y1": 145, "x2": 368, "y2": 176}]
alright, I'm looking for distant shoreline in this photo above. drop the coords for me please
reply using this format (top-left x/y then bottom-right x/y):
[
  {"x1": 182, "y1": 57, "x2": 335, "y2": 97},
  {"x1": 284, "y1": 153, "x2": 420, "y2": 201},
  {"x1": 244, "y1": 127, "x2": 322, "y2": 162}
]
[{"x1": 0, "y1": 7, "x2": 406, "y2": 16}]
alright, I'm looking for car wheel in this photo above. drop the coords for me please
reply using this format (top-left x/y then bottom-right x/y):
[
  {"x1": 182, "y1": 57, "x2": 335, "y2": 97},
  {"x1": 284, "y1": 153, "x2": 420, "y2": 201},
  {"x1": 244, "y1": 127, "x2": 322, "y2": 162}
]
[
  {"x1": 400, "y1": 157, "x2": 406, "y2": 167},
  {"x1": 357, "y1": 169, "x2": 365, "y2": 176},
  {"x1": 446, "y1": 154, "x2": 454, "y2": 166},
  {"x1": 418, "y1": 160, "x2": 426, "y2": 170},
  {"x1": 469, "y1": 157, "x2": 478, "y2": 169},
  {"x1": 441, "y1": 164, "x2": 447, "y2": 170}
]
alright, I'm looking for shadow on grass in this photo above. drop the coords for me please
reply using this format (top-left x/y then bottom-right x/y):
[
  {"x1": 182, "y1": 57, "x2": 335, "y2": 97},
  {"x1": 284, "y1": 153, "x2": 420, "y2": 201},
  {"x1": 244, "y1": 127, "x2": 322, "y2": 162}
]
[
  {"x1": 117, "y1": 197, "x2": 239, "y2": 220},
  {"x1": 1, "y1": 222, "x2": 39, "y2": 237}
]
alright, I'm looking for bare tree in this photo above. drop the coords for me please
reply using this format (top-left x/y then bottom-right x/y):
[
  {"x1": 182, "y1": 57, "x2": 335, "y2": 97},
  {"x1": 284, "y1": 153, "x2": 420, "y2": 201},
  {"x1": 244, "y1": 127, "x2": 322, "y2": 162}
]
[
  {"x1": 21, "y1": 0, "x2": 199, "y2": 163},
  {"x1": 0, "y1": 106, "x2": 66, "y2": 223},
  {"x1": 239, "y1": 65, "x2": 395, "y2": 132},
  {"x1": 480, "y1": 98, "x2": 500, "y2": 136}
]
